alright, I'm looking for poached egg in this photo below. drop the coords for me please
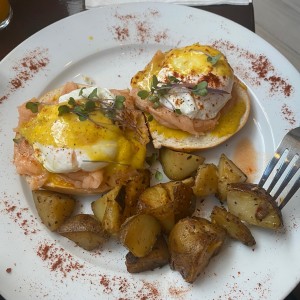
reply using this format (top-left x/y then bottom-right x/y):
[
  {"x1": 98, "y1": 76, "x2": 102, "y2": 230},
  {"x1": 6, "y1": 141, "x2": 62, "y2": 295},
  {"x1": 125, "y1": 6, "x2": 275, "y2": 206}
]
[
  {"x1": 19, "y1": 87, "x2": 145, "y2": 174},
  {"x1": 131, "y1": 43, "x2": 234, "y2": 120}
]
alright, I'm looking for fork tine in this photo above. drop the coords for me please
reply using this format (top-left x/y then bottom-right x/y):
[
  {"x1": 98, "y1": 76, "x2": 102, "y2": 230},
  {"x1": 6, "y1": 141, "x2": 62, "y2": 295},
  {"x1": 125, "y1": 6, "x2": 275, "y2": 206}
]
[
  {"x1": 273, "y1": 156, "x2": 300, "y2": 199},
  {"x1": 279, "y1": 175, "x2": 300, "y2": 209},
  {"x1": 266, "y1": 150, "x2": 297, "y2": 193},
  {"x1": 259, "y1": 127, "x2": 300, "y2": 210},
  {"x1": 258, "y1": 145, "x2": 286, "y2": 187}
]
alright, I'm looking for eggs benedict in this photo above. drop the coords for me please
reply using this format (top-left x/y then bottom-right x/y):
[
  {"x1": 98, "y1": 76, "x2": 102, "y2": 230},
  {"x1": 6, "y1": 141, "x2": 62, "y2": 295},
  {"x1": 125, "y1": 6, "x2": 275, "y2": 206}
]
[
  {"x1": 13, "y1": 82, "x2": 149, "y2": 194},
  {"x1": 130, "y1": 43, "x2": 250, "y2": 150}
]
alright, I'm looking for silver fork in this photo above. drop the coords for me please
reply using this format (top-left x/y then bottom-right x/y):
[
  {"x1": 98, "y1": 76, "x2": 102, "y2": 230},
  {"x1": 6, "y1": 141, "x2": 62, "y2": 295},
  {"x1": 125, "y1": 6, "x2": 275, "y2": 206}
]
[{"x1": 258, "y1": 126, "x2": 300, "y2": 210}]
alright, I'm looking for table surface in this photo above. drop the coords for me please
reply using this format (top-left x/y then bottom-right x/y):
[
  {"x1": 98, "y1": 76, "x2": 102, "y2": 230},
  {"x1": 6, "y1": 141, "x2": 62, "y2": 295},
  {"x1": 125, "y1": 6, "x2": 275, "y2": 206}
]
[
  {"x1": 0, "y1": 1, "x2": 297, "y2": 300},
  {"x1": 0, "y1": 0, "x2": 255, "y2": 61}
]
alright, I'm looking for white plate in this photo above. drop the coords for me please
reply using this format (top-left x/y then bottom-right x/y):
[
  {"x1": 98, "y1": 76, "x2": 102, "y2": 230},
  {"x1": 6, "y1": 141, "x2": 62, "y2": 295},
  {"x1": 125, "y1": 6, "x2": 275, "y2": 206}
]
[{"x1": 1, "y1": 3, "x2": 300, "y2": 300}]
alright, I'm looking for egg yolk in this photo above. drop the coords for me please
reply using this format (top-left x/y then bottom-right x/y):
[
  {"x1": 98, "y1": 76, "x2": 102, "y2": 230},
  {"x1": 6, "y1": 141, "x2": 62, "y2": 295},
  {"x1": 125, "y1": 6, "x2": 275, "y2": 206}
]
[{"x1": 131, "y1": 43, "x2": 233, "y2": 91}]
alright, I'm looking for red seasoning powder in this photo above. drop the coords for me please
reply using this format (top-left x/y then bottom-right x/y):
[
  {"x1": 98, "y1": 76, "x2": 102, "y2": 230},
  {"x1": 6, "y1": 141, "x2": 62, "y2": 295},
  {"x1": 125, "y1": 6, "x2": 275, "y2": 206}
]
[
  {"x1": 2, "y1": 200, "x2": 39, "y2": 236},
  {"x1": 211, "y1": 39, "x2": 294, "y2": 97},
  {"x1": 37, "y1": 242, "x2": 84, "y2": 277},
  {"x1": 110, "y1": 12, "x2": 168, "y2": 44},
  {"x1": 10, "y1": 48, "x2": 49, "y2": 92},
  {"x1": 0, "y1": 47, "x2": 49, "y2": 105}
]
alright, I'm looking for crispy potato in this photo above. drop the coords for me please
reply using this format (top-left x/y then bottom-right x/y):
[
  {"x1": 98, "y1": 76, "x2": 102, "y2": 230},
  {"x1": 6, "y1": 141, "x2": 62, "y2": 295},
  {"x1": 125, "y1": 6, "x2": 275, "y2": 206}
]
[
  {"x1": 169, "y1": 217, "x2": 226, "y2": 283},
  {"x1": 137, "y1": 184, "x2": 175, "y2": 233},
  {"x1": 137, "y1": 183, "x2": 170, "y2": 211},
  {"x1": 210, "y1": 206, "x2": 256, "y2": 246},
  {"x1": 216, "y1": 153, "x2": 247, "y2": 202},
  {"x1": 32, "y1": 190, "x2": 76, "y2": 231},
  {"x1": 163, "y1": 181, "x2": 195, "y2": 221},
  {"x1": 57, "y1": 214, "x2": 108, "y2": 251},
  {"x1": 125, "y1": 236, "x2": 169, "y2": 273},
  {"x1": 182, "y1": 177, "x2": 195, "y2": 188},
  {"x1": 137, "y1": 182, "x2": 195, "y2": 233},
  {"x1": 148, "y1": 202, "x2": 176, "y2": 234},
  {"x1": 91, "y1": 186, "x2": 123, "y2": 235},
  {"x1": 227, "y1": 183, "x2": 283, "y2": 229},
  {"x1": 192, "y1": 164, "x2": 218, "y2": 197},
  {"x1": 122, "y1": 170, "x2": 151, "y2": 221},
  {"x1": 102, "y1": 197, "x2": 123, "y2": 236},
  {"x1": 159, "y1": 148, "x2": 205, "y2": 180},
  {"x1": 120, "y1": 214, "x2": 161, "y2": 257},
  {"x1": 92, "y1": 186, "x2": 123, "y2": 222}
]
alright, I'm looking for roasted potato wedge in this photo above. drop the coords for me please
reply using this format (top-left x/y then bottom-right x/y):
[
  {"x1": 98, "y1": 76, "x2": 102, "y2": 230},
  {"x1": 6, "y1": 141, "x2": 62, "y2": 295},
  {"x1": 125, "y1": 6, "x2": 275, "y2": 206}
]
[
  {"x1": 227, "y1": 183, "x2": 283, "y2": 229},
  {"x1": 163, "y1": 180, "x2": 195, "y2": 221},
  {"x1": 125, "y1": 236, "x2": 169, "y2": 273},
  {"x1": 169, "y1": 217, "x2": 226, "y2": 283},
  {"x1": 147, "y1": 202, "x2": 176, "y2": 234},
  {"x1": 182, "y1": 177, "x2": 195, "y2": 188},
  {"x1": 137, "y1": 182, "x2": 195, "y2": 233},
  {"x1": 137, "y1": 184, "x2": 174, "y2": 233},
  {"x1": 192, "y1": 163, "x2": 218, "y2": 197},
  {"x1": 102, "y1": 197, "x2": 123, "y2": 236},
  {"x1": 217, "y1": 153, "x2": 247, "y2": 202},
  {"x1": 137, "y1": 183, "x2": 170, "y2": 211},
  {"x1": 120, "y1": 214, "x2": 161, "y2": 257},
  {"x1": 91, "y1": 186, "x2": 123, "y2": 235},
  {"x1": 159, "y1": 148, "x2": 205, "y2": 180},
  {"x1": 92, "y1": 186, "x2": 123, "y2": 222},
  {"x1": 122, "y1": 170, "x2": 151, "y2": 221},
  {"x1": 211, "y1": 206, "x2": 256, "y2": 246},
  {"x1": 57, "y1": 214, "x2": 109, "y2": 251},
  {"x1": 32, "y1": 190, "x2": 76, "y2": 231}
]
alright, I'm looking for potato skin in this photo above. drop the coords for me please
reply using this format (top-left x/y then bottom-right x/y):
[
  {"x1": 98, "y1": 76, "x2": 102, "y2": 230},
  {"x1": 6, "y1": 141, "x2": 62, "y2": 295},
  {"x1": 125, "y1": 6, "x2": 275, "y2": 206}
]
[
  {"x1": 137, "y1": 181, "x2": 195, "y2": 233},
  {"x1": 125, "y1": 236, "x2": 170, "y2": 273},
  {"x1": 32, "y1": 190, "x2": 76, "y2": 231},
  {"x1": 169, "y1": 217, "x2": 226, "y2": 283},
  {"x1": 211, "y1": 206, "x2": 256, "y2": 247},
  {"x1": 227, "y1": 183, "x2": 283, "y2": 229},
  {"x1": 163, "y1": 181, "x2": 195, "y2": 221},
  {"x1": 57, "y1": 214, "x2": 109, "y2": 251},
  {"x1": 91, "y1": 186, "x2": 123, "y2": 236},
  {"x1": 122, "y1": 170, "x2": 151, "y2": 221}
]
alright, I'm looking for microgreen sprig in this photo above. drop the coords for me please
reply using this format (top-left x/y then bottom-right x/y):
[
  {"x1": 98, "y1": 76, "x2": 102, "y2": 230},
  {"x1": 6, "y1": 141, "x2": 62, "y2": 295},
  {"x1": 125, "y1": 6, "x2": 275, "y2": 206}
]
[
  {"x1": 206, "y1": 53, "x2": 222, "y2": 65},
  {"x1": 25, "y1": 101, "x2": 40, "y2": 113},
  {"x1": 57, "y1": 88, "x2": 126, "y2": 126},
  {"x1": 137, "y1": 74, "x2": 229, "y2": 111},
  {"x1": 137, "y1": 75, "x2": 209, "y2": 110},
  {"x1": 155, "y1": 170, "x2": 163, "y2": 181}
]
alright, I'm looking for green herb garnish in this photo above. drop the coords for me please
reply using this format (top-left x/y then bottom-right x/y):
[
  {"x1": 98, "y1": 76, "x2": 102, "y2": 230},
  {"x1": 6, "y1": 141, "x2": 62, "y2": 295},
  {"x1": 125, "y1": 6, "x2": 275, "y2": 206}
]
[
  {"x1": 155, "y1": 170, "x2": 163, "y2": 181},
  {"x1": 192, "y1": 81, "x2": 208, "y2": 96},
  {"x1": 13, "y1": 138, "x2": 21, "y2": 144},
  {"x1": 87, "y1": 88, "x2": 98, "y2": 99},
  {"x1": 137, "y1": 90, "x2": 150, "y2": 99},
  {"x1": 146, "y1": 152, "x2": 158, "y2": 166},
  {"x1": 207, "y1": 53, "x2": 222, "y2": 65},
  {"x1": 58, "y1": 105, "x2": 71, "y2": 116},
  {"x1": 57, "y1": 88, "x2": 126, "y2": 127},
  {"x1": 115, "y1": 95, "x2": 125, "y2": 109},
  {"x1": 79, "y1": 87, "x2": 86, "y2": 96},
  {"x1": 137, "y1": 75, "x2": 209, "y2": 110},
  {"x1": 25, "y1": 101, "x2": 40, "y2": 113},
  {"x1": 147, "y1": 114, "x2": 154, "y2": 122}
]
